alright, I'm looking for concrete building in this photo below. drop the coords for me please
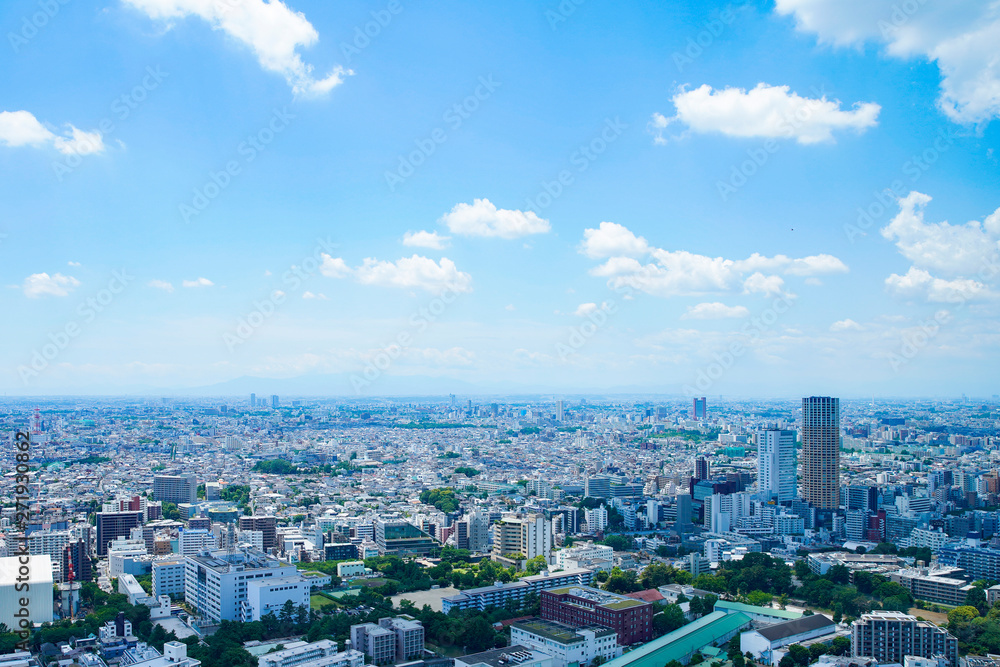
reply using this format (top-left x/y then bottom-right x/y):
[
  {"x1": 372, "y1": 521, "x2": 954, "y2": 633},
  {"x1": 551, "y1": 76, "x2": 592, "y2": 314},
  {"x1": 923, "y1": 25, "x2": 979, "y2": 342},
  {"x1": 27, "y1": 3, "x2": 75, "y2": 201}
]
[
  {"x1": 337, "y1": 561, "x2": 366, "y2": 578},
  {"x1": 541, "y1": 586, "x2": 653, "y2": 645},
  {"x1": 239, "y1": 516, "x2": 279, "y2": 552},
  {"x1": 0, "y1": 554, "x2": 54, "y2": 630},
  {"x1": 153, "y1": 474, "x2": 198, "y2": 505},
  {"x1": 584, "y1": 506, "x2": 608, "y2": 534},
  {"x1": 455, "y1": 646, "x2": 553, "y2": 667},
  {"x1": 443, "y1": 568, "x2": 594, "y2": 613},
  {"x1": 510, "y1": 618, "x2": 621, "y2": 667},
  {"x1": 151, "y1": 556, "x2": 186, "y2": 598},
  {"x1": 756, "y1": 429, "x2": 797, "y2": 502},
  {"x1": 351, "y1": 622, "x2": 396, "y2": 665},
  {"x1": 245, "y1": 575, "x2": 311, "y2": 622},
  {"x1": 375, "y1": 518, "x2": 438, "y2": 557},
  {"x1": 801, "y1": 396, "x2": 840, "y2": 510},
  {"x1": 493, "y1": 514, "x2": 552, "y2": 567},
  {"x1": 121, "y1": 641, "x2": 202, "y2": 666},
  {"x1": 96, "y1": 511, "x2": 143, "y2": 556},
  {"x1": 554, "y1": 543, "x2": 613, "y2": 571},
  {"x1": 378, "y1": 616, "x2": 426, "y2": 662},
  {"x1": 183, "y1": 548, "x2": 302, "y2": 622},
  {"x1": 889, "y1": 567, "x2": 975, "y2": 606},
  {"x1": 258, "y1": 640, "x2": 364, "y2": 667},
  {"x1": 851, "y1": 611, "x2": 958, "y2": 667},
  {"x1": 585, "y1": 477, "x2": 611, "y2": 500}
]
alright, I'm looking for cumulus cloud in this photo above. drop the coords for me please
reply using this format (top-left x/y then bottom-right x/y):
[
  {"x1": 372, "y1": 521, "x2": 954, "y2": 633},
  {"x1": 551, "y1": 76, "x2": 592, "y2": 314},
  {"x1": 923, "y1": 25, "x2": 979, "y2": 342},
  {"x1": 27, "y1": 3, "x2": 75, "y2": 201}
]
[
  {"x1": 148, "y1": 279, "x2": 175, "y2": 292},
  {"x1": 322, "y1": 254, "x2": 472, "y2": 294},
  {"x1": 682, "y1": 302, "x2": 750, "y2": 320},
  {"x1": 22, "y1": 272, "x2": 81, "y2": 298},
  {"x1": 885, "y1": 266, "x2": 992, "y2": 302},
  {"x1": 574, "y1": 303, "x2": 598, "y2": 316},
  {"x1": 881, "y1": 191, "x2": 1000, "y2": 275},
  {"x1": 580, "y1": 222, "x2": 847, "y2": 298},
  {"x1": 182, "y1": 277, "x2": 214, "y2": 288},
  {"x1": 122, "y1": 0, "x2": 350, "y2": 96},
  {"x1": 649, "y1": 83, "x2": 879, "y2": 144},
  {"x1": 830, "y1": 318, "x2": 864, "y2": 331},
  {"x1": 0, "y1": 110, "x2": 105, "y2": 155},
  {"x1": 774, "y1": 0, "x2": 1000, "y2": 124},
  {"x1": 440, "y1": 198, "x2": 550, "y2": 239},
  {"x1": 880, "y1": 192, "x2": 1000, "y2": 303},
  {"x1": 402, "y1": 230, "x2": 450, "y2": 249},
  {"x1": 302, "y1": 291, "x2": 327, "y2": 299}
]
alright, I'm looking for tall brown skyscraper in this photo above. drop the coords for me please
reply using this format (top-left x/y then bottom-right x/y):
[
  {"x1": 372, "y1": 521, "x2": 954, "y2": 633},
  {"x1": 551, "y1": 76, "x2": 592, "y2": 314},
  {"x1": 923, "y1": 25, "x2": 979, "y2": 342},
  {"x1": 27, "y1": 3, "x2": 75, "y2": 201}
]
[{"x1": 801, "y1": 396, "x2": 840, "y2": 509}]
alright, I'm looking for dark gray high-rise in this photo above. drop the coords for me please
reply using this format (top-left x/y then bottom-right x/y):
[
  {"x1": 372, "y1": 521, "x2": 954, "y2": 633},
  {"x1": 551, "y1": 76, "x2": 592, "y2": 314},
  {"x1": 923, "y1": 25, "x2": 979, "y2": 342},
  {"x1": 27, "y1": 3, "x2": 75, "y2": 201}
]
[{"x1": 801, "y1": 396, "x2": 840, "y2": 510}]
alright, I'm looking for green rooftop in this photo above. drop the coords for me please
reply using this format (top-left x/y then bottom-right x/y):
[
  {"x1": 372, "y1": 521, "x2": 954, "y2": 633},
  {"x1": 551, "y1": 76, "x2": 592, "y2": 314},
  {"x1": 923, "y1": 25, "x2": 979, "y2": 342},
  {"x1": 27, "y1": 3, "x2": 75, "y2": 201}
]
[
  {"x1": 512, "y1": 619, "x2": 587, "y2": 645},
  {"x1": 601, "y1": 611, "x2": 752, "y2": 667},
  {"x1": 714, "y1": 600, "x2": 802, "y2": 620}
]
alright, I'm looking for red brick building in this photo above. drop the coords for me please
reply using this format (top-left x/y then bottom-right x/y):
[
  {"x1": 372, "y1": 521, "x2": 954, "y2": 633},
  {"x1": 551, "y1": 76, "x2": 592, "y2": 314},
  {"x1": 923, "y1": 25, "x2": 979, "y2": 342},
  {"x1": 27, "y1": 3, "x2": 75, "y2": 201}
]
[{"x1": 540, "y1": 585, "x2": 653, "y2": 645}]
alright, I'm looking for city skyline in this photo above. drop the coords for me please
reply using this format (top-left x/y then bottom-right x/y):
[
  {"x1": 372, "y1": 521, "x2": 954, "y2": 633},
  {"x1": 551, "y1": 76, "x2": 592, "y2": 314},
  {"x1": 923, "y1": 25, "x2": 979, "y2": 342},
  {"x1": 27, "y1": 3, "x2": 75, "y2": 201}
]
[{"x1": 0, "y1": 0, "x2": 998, "y2": 397}]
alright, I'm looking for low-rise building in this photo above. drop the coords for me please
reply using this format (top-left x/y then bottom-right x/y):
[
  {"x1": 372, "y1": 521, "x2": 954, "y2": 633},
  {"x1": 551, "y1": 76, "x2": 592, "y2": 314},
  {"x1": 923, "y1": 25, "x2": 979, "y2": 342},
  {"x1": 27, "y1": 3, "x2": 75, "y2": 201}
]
[
  {"x1": 510, "y1": 618, "x2": 621, "y2": 667},
  {"x1": 443, "y1": 568, "x2": 593, "y2": 613},
  {"x1": 740, "y1": 614, "x2": 837, "y2": 665}
]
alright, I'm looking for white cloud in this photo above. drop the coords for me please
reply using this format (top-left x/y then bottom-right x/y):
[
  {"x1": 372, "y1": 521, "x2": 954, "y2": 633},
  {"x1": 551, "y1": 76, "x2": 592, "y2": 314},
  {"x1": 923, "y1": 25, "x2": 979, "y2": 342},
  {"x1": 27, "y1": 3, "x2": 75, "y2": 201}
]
[
  {"x1": 182, "y1": 277, "x2": 213, "y2": 288},
  {"x1": 354, "y1": 255, "x2": 472, "y2": 294},
  {"x1": 319, "y1": 254, "x2": 350, "y2": 278},
  {"x1": 650, "y1": 83, "x2": 880, "y2": 144},
  {"x1": 830, "y1": 318, "x2": 864, "y2": 331},
  {"x1": 579, "y1": 222, "x2": 650, "y2": 259},
  {"x1": 574, "y1": 303, "x2": 598, "y2": 316},
  {"x1": 302, "y1": 291, "x2": 327, "y2": 299},
  {"x1": 0, "y1": 110, "x2": 105, "y2": 155},
  {"x1": 440, "y1": 198, "x2": 550, "y2": 239},
  {"x1": 505, "y1": 304, "x2": 516, "y2": 311},
  {"x1": 148, "y1": 279, "x2": 175, "y2": 292},
  {"x1": 682, "y1": 302, "x2": 750, "y2": 319},
  {"x1": 122, "y1": 0, "x2": 351, "y2": 96},
  {"x1": 67, "y1": 261, "x2": 82, "y2": 267},
  {"x1": 881, "y1": 191, "x2": 1000, "y2": 276},
  {"x1": 580, "y1": 222, "x2": 847, "y2": 298},
  {"x1": 22, "y1": 272, "x2": 81, "y2": 298},
  {"x1": 885, "y1": 266, "x2": 993, "y2": 302},
  {"x1": 774, "y1": 0, "x2": 1000, "y2": 124},
  {"x1": 402, "y1": 230, "x2": 450, "y2": 249}
]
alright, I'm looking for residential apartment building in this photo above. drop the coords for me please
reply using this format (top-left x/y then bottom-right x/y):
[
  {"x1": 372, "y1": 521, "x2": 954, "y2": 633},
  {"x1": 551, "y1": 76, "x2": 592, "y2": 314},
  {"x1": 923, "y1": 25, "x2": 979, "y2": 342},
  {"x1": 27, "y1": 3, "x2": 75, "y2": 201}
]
[{"x1": 851, "y1": 612, "x2": 958, "y2": 667}]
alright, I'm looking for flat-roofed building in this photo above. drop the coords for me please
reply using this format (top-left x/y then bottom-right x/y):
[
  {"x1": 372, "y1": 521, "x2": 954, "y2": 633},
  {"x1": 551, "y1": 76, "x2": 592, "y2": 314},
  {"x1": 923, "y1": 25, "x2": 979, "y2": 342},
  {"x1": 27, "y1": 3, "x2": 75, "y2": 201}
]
[
  {"x1": 540, "y1": 585, "x2": 653, "y2": 645},
  {"x1": 510, "y1": 617, "x2": 621, "y2": 667},
  {"x1": 851, "y1": 611, "x2": 958, "y2": 667}
]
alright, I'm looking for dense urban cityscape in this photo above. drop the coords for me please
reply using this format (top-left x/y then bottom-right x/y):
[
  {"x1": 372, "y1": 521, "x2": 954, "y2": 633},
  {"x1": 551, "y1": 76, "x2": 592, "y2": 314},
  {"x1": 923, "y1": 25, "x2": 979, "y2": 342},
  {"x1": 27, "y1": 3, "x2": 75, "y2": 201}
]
[{"x1": 2, "y1": 394, "x2": 1000, "y2": 667}]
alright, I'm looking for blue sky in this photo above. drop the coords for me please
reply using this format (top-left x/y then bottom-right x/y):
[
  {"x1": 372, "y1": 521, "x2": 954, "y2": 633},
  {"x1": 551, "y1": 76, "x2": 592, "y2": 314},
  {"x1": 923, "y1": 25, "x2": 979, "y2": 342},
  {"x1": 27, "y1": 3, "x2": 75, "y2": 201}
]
[{"x1": 1, "y1": 0, "x2": 998, "y2": 397}]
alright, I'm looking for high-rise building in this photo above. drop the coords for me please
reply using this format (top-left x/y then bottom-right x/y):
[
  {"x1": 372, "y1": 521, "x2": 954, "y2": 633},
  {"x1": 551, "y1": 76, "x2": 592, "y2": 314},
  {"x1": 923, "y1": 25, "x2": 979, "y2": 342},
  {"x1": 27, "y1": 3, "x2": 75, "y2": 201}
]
[
  {"x1": 96, "y1": 511, "x2": 143, "y2": 556},
  {"x1": 153, "y1": 474, "x2": 197, "y2": 506},
  {"x1": 846, "y1": 485, "x2": 878, "y2": 512},
  {"x1": 556, "y1": 400, "x2": 565, "y2": 422},
  {"x1": 271, "y1": 394, "x2": 279, "y2": 408},
  {"x1": 239, "y1": 515, "x2": 278, "y2": 552},
  {"x1": 62, "y1": 539, "x2": 91, "y2": 583},
  {"x1": 756, "y1": 429, "x2": 797, "y2": 502},
  {"x1": 493, "y1": 514, "x2": 552, "y2": 564},
  {"x1": 585, "y1": 476, "x2": 611, "y2": 499},
  {"x1": 693, "y1": 397, "x2": 707, "y2": 420},
  {"x1": 851, "y1": 612, "x2": 957, "y2": 667},
  {"x1": 694, "y1": 456, "x2": 710, "y2": 482},
  {"x1": 250, "y1": 393, "x2": 256, "y2": 407},
  {"x1": 801, "y1": 396, "x2": 840, "y2": 510}
]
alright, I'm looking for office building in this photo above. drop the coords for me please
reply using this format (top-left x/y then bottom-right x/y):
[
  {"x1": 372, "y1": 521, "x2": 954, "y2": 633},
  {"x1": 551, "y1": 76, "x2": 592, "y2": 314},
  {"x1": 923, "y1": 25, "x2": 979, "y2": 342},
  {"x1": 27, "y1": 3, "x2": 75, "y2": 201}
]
[
  {"x1": 556, "y1": 400, "x2": 565, "y2": 422},
  {"x1": 183, "y1": 548, "x2": 303, "y2": 622},
  {"x1": 375, "y1": 518, "x2": 438, "y2": 556},
  {"x1": 541, "y1": 585, "x2": 654, "y2": 645},
  {"x1": 63, "y1": 539, "x2": 91, "y2": 583},
  {"x1": 239, "y1": 515, "x2": 278, "y2": 552},
  {"x1": 271, "y1": 394, "x2": 279, "y2": 408},
  {"x1": 585, "y1": 477, "x2": 611, "y2": 499},
  {"x1": 694, "y1": 457, "x2": 710, "y2": 482},
  {"x1": 851, "y1": 612, "x2": 957, "y2": 667},
  {"x1": 152, "y1": 556, "x2": 186, "y2": 599},
  {"x1": 246, "y1": 575, "x2": 311, "y2": 622},
  {"x1": 693, "y1": 397, "x2": 707, "y2": 420},
  {"x1": 351, "y1": 623, "x2": 396, "y2": 665},
  {"x1": 756, "y1": 429, "x2": 796, "y2": 502},
  {"x1": 846, "y1": 485, "x2": 879, "y2": 512},
  {"x1": 554, "y1": 543, "x2": 613, "y2": 571},
  {"x1": 96, "y1": 511, "x2": 144, "y2": 556},
  {"x1": 585, "y1": 506, "x2": 608, "y2": 534},
  {"x1": 153, "y1": 474, "x2": 198, "y2": 506},
  {"x1": 511, "y1": 618, "x2": 621, "y2": 667},
  {"x1": 801, "y1": 396, "x2": 840, "y2": 510}
]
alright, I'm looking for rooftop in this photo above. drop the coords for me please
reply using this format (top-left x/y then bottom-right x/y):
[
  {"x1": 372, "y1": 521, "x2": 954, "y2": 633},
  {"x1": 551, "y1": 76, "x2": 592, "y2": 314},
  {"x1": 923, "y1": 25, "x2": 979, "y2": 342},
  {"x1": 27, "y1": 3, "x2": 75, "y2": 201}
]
[
  {"x1": 511, "y1": 618, "x2": 614, "y2": 644},
  {"x1": 756, "y1": 614, "x2": 836, "y2": 642}
]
